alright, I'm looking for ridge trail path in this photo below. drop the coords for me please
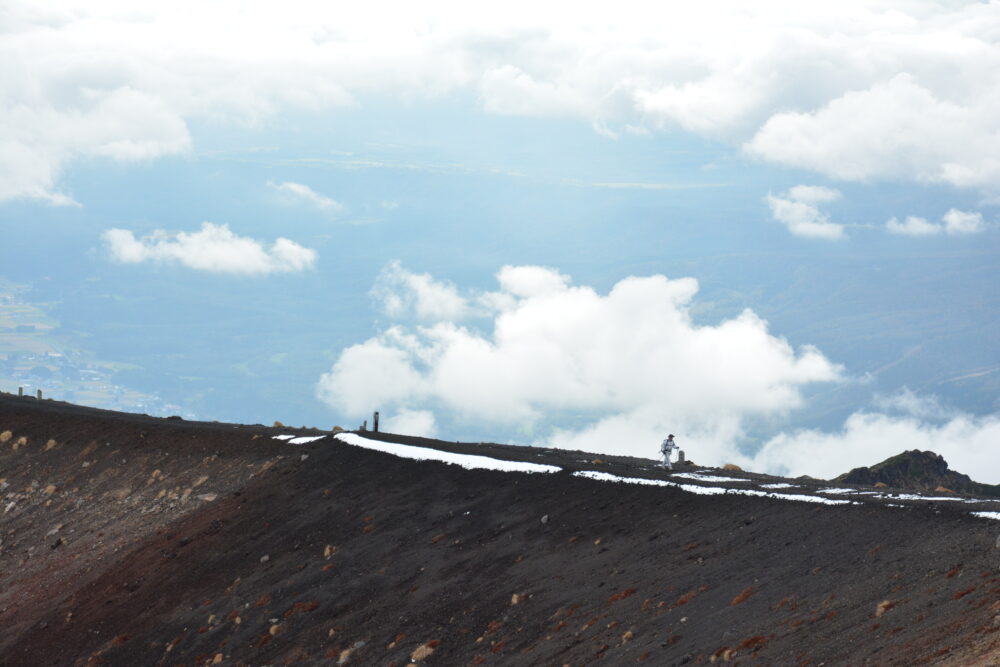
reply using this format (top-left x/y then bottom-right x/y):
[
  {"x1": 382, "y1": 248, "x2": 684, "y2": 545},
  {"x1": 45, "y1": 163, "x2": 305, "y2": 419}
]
[{"x1": 1, "y1": 392, "x2": 999, "y2": 665}]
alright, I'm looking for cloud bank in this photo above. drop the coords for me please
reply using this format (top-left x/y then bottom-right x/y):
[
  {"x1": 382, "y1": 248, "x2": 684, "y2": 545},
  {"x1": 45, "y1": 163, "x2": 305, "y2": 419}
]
[
  {"x1": 317, "y1": 263, "x2": 842, "y2": 464},
  {"x1": 5, "y1": 1, "x2": 1000, "y2": 204},
  {"x1": 102, "y1": 222, "x2": 317, "y2": 275},
  {"x1": 320, "y1": 264, "x2": 1000, "y2": 482}
]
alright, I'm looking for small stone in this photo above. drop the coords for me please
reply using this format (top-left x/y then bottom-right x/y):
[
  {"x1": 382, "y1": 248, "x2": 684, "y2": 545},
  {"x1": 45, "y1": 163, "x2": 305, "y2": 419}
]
[
  {"x1": 260, "y1": 554, "x2": 270, "y2": 563},
  {"x1": 411, "y1": 641, "x2": 441, "y2": 661},
  {"x1": 212, "y1": 654, "x2": 223, "y2": 664},
  {"x1": 875, "y1": 600, "x2": 894, "y2": 617},
  {"x1": 511, "y1": 593, "x2": 525, "y2": 605},
  {"x1": 269, "y1": 623, "x2": 281, "y2": 636},
  {"x1": 540, "y1": 515, "x2": 549, "y2": 525},
  {"x1": 44, "y1": 485, "x2": 57, "y2": 495}
]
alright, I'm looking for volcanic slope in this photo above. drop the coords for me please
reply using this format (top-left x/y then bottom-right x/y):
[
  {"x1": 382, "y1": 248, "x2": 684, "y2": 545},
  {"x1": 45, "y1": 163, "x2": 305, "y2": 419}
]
[{"x1": 2, "y1": 393, "x2": 1000, "y2": 666}]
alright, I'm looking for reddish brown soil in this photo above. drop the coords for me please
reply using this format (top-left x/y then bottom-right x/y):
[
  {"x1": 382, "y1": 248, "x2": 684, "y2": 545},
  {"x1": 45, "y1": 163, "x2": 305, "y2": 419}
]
[{"x1": 2, "y1": 392, "x2": 1000, "y2": 666}]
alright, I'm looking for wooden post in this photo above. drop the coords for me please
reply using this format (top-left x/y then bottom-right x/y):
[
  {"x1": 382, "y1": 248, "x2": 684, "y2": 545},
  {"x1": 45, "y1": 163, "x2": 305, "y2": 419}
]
[
  {"x1": 373, "y1": 411, "x2": 380, "y2": 433},
  {"x1": 18, "y1": 386, "x2": 23, "y2": 397},
  {"x1": 37, "y1": 389, "x2": 42, "y2": 399}
]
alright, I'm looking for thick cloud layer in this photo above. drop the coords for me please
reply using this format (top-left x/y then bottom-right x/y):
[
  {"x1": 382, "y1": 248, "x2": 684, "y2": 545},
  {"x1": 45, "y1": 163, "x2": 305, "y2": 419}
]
[
  {"x1": 5, "y1": 1, "x2": 1000, "y2": 203},
  {"x1": 102, "y1": 222, "x2": 317, "y2": 275},
  {"x1": 316, "y1": 264, "x2": 841, "y2": 461}
]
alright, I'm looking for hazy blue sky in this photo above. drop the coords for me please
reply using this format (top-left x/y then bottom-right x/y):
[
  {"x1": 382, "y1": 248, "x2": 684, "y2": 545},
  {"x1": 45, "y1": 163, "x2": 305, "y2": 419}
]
[{"x1": 2, "y1": 1, "x2": 998, "y2": 480}]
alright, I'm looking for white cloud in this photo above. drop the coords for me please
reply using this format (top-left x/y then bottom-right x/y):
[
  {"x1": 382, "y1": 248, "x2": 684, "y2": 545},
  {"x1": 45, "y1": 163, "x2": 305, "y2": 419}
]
[
  {"x1": 102, "y1": 222, "x2": 317, "y2": 275},
  {"x1": 766, "y1": 186, "x2": 844, "y2": 240},
  {"x1": 317, "y1": 264, "x2": 842, "y2": 462},
  {"x1": 751, "y1": 410, "x2": 1000, "y2": 484},
  {"x1": 371, "y1": 261, "x2": 472, "y2": 321},
  {"x1": 886, "y1": 208, "x2": 986, "y2": 236},
  {"x1": 268, "y1": 181, "x2": 344, "y2": 213},
  {"x1": 383, "y1": 409, "x2": 438, "y2": 437},
  {"x1": 5, "y1": 2, "x2": 1000, "y2": 202},
  {"x1": 942, "y1": 208, "x2": 985, "y2": 235},
  {"x1": 886, "y1": 216, "x2": 940, "y2": 236},
  {"x1": 745, "y1": 73, "x2": 1000, "y2": 189}
]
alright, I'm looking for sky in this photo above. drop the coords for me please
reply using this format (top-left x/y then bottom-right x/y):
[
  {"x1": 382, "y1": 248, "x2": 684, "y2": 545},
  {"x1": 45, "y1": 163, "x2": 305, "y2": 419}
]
[{"x1": 1, "y1": 0, "x2": 999, "y2": 480}]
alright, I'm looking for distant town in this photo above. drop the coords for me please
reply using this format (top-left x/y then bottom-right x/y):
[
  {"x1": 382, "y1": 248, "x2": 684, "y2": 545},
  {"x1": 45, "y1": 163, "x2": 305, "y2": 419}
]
[{"x1": 0, "y1": 278, "x2": 195, "y2": 418}]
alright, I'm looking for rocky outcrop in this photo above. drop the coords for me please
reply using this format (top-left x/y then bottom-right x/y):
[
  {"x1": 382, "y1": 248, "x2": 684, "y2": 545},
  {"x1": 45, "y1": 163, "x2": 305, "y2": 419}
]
[{"x1": 836, "y1": 449, "x2": 1000, "y2": 496}]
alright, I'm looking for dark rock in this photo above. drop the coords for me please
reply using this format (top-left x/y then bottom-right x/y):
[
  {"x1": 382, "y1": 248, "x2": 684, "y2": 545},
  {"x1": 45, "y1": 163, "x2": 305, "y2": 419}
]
[{"x1": 836, "y1": 449, "x2": 1000, "y2": 496}]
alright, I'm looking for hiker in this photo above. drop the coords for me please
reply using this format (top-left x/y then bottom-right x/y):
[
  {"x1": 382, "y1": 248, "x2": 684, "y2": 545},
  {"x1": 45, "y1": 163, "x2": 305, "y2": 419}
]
[{"x1": 660, "y1": 434, "x2": 678, "y2": 469}]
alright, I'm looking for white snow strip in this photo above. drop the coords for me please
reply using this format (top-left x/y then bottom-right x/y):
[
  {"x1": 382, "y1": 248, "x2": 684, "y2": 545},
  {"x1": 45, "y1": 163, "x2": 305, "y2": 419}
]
[
  {"x1": 817, "y1": 488, "x2": 858, "y2": 495},
  {"x1": 887, "y1": 493, "x2": 965, "y2": 501},
  {"x1": 971, "y1": 511, "x2": 1000, "y2": 520},
  {"x1": 334, "y1": 433, "x2": 560, "y2": 473},
  {"x1": 767, "y1": 493, "x2": 854, "y2": 506},
  {"x1": 672, "y1": 472, "x2": 745, "y2": 483},
  {"x1": 272, "y1": 435, "x2": 295, "y2": 441},
  {"x1": 288, "y1": 435, "x2": 326, "y2": 445},
  {"x1": 760, "y1": 483, "x2": 796, "y2": 489},
  {"x1": 575, "y1": 470, "x2": 674, "y2": 487},
  {"x1": 571, "y1": 472, "x2": 852, "y2": 505}
]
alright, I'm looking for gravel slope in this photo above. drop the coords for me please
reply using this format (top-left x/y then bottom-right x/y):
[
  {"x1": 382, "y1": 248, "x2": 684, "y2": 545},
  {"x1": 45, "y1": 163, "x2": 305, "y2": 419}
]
[{"x1": 2, "y1": 392, "x2": 999, "y2": 666}]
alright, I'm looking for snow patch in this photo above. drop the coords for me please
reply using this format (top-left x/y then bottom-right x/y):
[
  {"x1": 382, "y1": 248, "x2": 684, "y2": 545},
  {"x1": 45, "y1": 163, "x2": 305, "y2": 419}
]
[
  {"x1": 575, "y1": 470, "x2": 674, "y2": 487},
  {"x1": 971, "y1": 511, "x2": 1000, "y2": 521},
  {"x1": 887, "y1": 493, "x2": 965, "y2": 501},
  {"x1": 760, "y1": 483, "x2": 796, "y2": 489},
  {"x1": 272, "y1": 435, "x2": 295, "y2": 441},
  {"x1": 571, "y1": 472, "x2": 852, "y2": 505},
  {"x1": 672, "y1": 472, "x2": 745, "y2": 483},
  {"x1": 334, "y1": 433, "x2": 560, "y2": 473},
  {"x1": 817, "y1": 488, "x2": 858, "y2": 495},
  {"x1": 288, "y1": 435, "x2": 326, "y2": 445}
]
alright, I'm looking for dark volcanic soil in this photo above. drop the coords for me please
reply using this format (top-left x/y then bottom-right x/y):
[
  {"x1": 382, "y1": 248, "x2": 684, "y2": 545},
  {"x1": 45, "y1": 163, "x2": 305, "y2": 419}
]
[{"x1": 2, "y1": 393, "x2": 1000, "y2": 666}]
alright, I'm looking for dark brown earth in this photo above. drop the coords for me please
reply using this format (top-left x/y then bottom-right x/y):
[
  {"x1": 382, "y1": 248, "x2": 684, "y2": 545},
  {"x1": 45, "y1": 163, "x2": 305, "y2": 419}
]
[{"x1": 2, "y1": 392, "x2": 1000, "y2": 666}]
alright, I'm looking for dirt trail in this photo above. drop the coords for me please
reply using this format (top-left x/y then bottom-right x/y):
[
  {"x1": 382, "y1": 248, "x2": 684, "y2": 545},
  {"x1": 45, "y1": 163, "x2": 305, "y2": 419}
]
[{"x1": 2, "y1": 392, "x2": 999, "y2": 665}]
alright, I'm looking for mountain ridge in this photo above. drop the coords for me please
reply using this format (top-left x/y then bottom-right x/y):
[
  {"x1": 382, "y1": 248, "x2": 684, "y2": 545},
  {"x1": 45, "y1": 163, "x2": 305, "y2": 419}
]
[{"x1": 2, "y1": 392, "x2": 1000, "y2": 665}]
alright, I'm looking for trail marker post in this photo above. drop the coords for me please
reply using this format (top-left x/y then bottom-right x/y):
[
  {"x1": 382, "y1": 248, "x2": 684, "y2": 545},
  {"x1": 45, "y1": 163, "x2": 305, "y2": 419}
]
[{"x1": 373, "y1": 411, "x2": 379, "y2": 432}]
